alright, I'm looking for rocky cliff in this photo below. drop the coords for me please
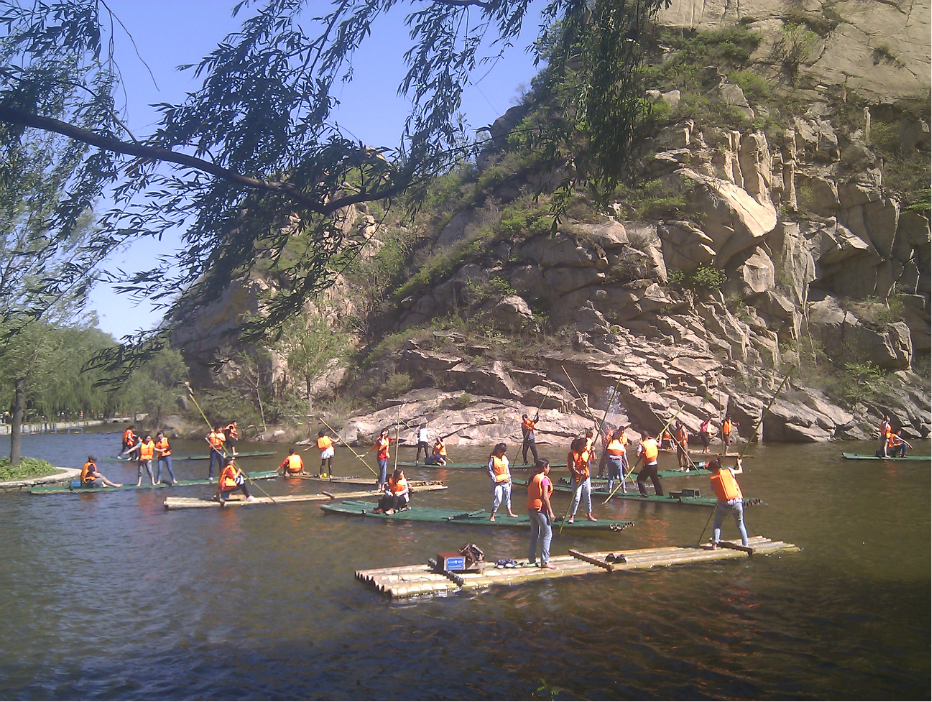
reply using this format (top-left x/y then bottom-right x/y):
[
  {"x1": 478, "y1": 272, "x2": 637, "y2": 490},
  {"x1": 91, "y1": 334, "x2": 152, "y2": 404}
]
[{"x1": 173, "y1": 0, "x2": 931, "y2": 448}]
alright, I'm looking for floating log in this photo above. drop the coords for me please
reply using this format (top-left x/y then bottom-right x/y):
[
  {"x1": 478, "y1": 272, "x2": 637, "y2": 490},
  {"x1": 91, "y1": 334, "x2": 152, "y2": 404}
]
[
  {"x1": 163, "y1": 483, "x2": 447, "y2": 510},
  {"x1": 355, "y1": 536, "x2": 799, "y2": 599}
]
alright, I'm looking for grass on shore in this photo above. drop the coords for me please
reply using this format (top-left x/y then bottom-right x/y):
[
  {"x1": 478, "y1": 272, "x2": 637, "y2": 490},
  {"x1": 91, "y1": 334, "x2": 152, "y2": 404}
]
[{"x1": 0, "y1": 457, "x2": 59, "y2": 482}]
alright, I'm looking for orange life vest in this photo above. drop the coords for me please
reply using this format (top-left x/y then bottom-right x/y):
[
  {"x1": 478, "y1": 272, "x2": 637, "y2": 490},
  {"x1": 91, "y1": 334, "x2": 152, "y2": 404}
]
[
  {"x1": 711, "y1": 469, "x2": 743, "y2": 502},
  {"x1": 570, "y1": 450, "x2": 590, "y2": 480},
  {"x1": 433, "y1": 441, "x2": 446, "y2": 456},
  {"x1": 224, "y1": 423, "x2": 239, "y2": 439},
  {"x1": 676, "y1": 426, "x2": 688, "y2": 445},
  {"x1": 284, "y1": 454, "x2": 303, "y2": 473},
  {"x1": 375, "y1": 437, "x2": 390, "y2": 460},
  {"x1": 526, "y1": 472, "x2": 553, "y2": 511},
  {"x1": 139, "y1": 441, "x2": 155, "y2": 461},
  {"x1": 881, "y1": 421, "x2": 892, "y2": 439},
  {"x1": 81, "y1": 462, "x2": 97, "y2": 484},
  {"x1": 490, "y1": 455, "x2": 510, "y2": 483},
  {"x1": 389, "y1": 476, "x2": 408, "y2": 495},
  {"x1": 607, "y1": 438, "x2": 626, "y2": 456},
  {"x1": 662, "y1": 430, "x2": 672, "y2": 441},
  {"x1": 317, "y1": 436, "x2": 332, "y2": 450},
  {"x1": 640, "y1": 438, "x2": 659, "y2": 463},
  {"x1": 155, "y1": 438, "x2": 171, "y2": 457},
  {"x1": 122, "y1": 429, "x2": 135, "y2": 445},
  {"x1": 208, "y1": 431, "x2": 225, "y2": 450},
  {"x1": 888, "y1": 434, "x2": 904, "y2": 448},
  {"x1": 220, "y1": 465, "x2": 241, "y2": 490},
  {"x1": 722, "y1": 419, "x2": 732, "y2": 435},
  {"x1": 522, "y1": 418, "x2": 535, "y2": 433}
]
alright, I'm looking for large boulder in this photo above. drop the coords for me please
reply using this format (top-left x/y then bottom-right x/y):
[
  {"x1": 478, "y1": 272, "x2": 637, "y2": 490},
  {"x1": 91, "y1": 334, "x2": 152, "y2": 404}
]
[
  {"x1": 658, "y1": 221, "x2": 716, "y2": 273},
  {"x1": 491, "y1": 295, "x2": 534, "y2": 332}
]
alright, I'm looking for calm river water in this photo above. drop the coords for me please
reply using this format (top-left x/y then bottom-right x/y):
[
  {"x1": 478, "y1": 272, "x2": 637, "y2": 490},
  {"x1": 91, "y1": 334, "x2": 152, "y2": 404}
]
[{"x1": 0, "y1": 430, "x2": 928, "y2": 700}]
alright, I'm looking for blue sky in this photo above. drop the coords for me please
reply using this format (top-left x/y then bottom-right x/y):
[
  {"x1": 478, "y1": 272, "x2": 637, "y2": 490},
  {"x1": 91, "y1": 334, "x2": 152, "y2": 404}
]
[{"x1": 89, "y1": 0, "x2": 546, "y2": 339}]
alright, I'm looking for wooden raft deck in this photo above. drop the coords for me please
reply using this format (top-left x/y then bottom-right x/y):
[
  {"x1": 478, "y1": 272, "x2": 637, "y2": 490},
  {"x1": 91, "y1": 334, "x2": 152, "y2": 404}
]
[
  {"x1": 163, "y1": 483, "x2": 447, "y2": 510},
  {"x1": 356, "y1": 535, "x2": 798, "y2": 599}
]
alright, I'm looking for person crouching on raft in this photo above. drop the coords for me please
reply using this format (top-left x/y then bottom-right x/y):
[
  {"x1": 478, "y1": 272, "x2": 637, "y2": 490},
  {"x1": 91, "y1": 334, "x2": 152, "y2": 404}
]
[
  {"x1": 708, "y1": 457, "x2": 748, "y2": 549},
  {"x1": 368, "y1": 429, "x2": 393, "y2": 488},
  {"x1": 883, "y1": 431, "x2": 912, "y2": 458},
  {"x1": 121, "y1": 434, "x2": 157, "y2": 486},
  {"x1": 488, "y1": 442, "x2": 516, "y2": 522},
  {"x1": 80, "y1": 455, "x2": 121, "y2": 488},
  {"x1": 526, "y1": 459, "x2": 556, "y2": 569},
  {"x1": 567, "y1": 436, "x2": 597, "y2": 523},
  {"x1": 316, "y1": 431, "x2": 334, "y2": 477},
  {"x1": 374, "y1": 468, "x2": 409, "y2": 514},
  {"x1": 426, "y1": 437, "x2": 447, "y2": 466},
  {"x1": 217, "y1": 456, "x2": 256, "y2": 503},
  {"x1": 279, "y1": 448, "x2": 306, "y2": 477}
]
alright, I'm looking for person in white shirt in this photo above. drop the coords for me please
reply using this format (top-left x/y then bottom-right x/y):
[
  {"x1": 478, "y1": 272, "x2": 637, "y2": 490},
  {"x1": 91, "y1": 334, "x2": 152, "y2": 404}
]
[{"x1": 416, "y1": 424, "x2": 430, "y2": 464}]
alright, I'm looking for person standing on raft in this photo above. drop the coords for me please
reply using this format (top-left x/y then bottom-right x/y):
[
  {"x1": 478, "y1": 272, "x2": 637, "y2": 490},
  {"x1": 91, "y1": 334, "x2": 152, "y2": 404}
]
[
  {"x1": 526, "y1": 459, "x2": 556, "y2": 570},
  {"x1": 720, "y1": 415, "x2": 738, "y2": 454},
  {"x1": 121, "y1": 434, "x2": 157, "y2": 486},
  {"x1": 604, "y1": 428, "x2": 628, "y2": 494},
  {"x1": 223, "y1": 421, "x2": 239, "y2": 456},
  {"x1": 699, "y1": 416, "x2": 713, "y2": 454},
  {"x1": 279, "y1": 448, "x2": 306, "y2": 477},
  {"x1": 217, "y1": 456, "x2": 256, "y2": 503},
  {"x1": 154, "y1": 431, "x2": 176, "y2": 484},
  {"x1": 206, "y1": 425, "x2": 226, "y2": 481},
  {"x1": 120, "y1": 425, "x2": 138, "y2": 461},
  {"x1": 674, "y1": 421, "x2": 690, "y2": 470},
  {"x1": 567, "y1": 436, "x2": 597, "y2": 523},
  {"x1": 636, "y1": 431, "x2": 663, "y2": 497},
  {"x1": 316, "y1": 431, "x2": 334, "y2": 477},
  {"x1": 521, "y1": 413, "x2": 540, "y2": 465},
  {"x1": 708, "y1": 457, "x2": 748, "y2": 549},
  {"x1": 415, "y1": 423, "x2": 430, "y2": 464},
  {"x1": 80, "y1": 455, "x2": 121, "y2": 488},
  {"x1": 488, "y1": 442, "x2": 516, "y2": 521},
  {"x1": 374, "y1": 468, "x2": 409, "y2": 514},
  {"x1": 368, "y1": 429, "x2": 393, "y2": 488}
]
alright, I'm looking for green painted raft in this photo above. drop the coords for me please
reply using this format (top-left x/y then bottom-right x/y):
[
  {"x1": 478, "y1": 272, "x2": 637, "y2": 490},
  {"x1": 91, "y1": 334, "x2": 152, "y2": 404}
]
[
  {"x1": 176, "y1": 450, "x2": 276, "y2": 461},
  {"x1": 29, "y1": 470, "x2": 279, "y2": 495},
  {"x1": 513, "y1": 478, "x2": 760, "y2": 508},
  {"x1": 320, "y1": 500, "x2": 633, "y2": 532},
  {"x1": 841, "y1": 453, "x2": 930, "y2": 461},
  {"x1": 397, "y1": 461, "x2": 566, "y2": 470}
]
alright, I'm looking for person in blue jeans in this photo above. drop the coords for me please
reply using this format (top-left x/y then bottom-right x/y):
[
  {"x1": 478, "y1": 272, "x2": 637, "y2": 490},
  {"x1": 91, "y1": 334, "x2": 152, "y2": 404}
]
[
  {"x1": 709, "y1": 457, "x2": 748, "y2": 548},
  {"x1": 154, "y1": 431, "x2": 176, "y2": 483},
  {"x1": 526, "y1": 459, "x2": 556, "y2": 569}
]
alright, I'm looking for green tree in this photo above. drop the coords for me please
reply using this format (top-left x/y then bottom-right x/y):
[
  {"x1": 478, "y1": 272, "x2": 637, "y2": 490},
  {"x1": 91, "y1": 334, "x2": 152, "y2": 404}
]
[{"x1": 0, "y1": 0, "x2": 669, "y2": 364}]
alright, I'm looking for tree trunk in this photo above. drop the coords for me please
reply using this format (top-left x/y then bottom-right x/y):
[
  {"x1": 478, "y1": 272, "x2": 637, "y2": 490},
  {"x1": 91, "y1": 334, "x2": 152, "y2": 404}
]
[{"x1": 10, "y1": 379, "x2": 24, "y2": 466}]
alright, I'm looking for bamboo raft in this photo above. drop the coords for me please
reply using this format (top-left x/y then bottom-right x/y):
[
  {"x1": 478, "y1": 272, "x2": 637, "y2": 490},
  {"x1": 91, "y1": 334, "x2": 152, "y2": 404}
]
[
  {"x1": 356, "y1": 536, "x2": 799, "y2": 599},
  {"x1": 841, "y1": 453, "x2": 930, "y2": 462},
  {"x1": 163, "y1": 483, "x2": 448, "y2": 510},
  {"x1": 320, "y1": 500, "x2": 633, "y2": 532},
  {"x1": 30, "y1": 470, "x2": 279, "y2": 495},
  {"x1": 176, "y1": 450, "x2": 276, "y2": 461}
]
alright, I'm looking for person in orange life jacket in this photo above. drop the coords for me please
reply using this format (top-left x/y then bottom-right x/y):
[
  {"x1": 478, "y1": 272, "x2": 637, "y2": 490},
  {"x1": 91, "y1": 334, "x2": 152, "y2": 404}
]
[
  {"x1": 206, "y1": 425, "x2": 226, "y2": 481},
  {"x1": 487, "y1": 442, "x2": 516, "y2": 521},
  {"x1": 878, "y1": 416, "x2": 893, "y2": 455},
  {"x1": 80, "y1": 455, "x2": 121, "y2": 488},
  {"x1": 720, "y1": 415, "x2": 737, "y2": 454},
  {"x1": 521, "y1": 413, "x2": 540, "y2": 465},
  {"x1": 121, "y1": 425, "x2": 138, "y2": 460},
  {"x1": 674, "y1": 421, "x2": 690, "y2": 469},
  {"x1": 316, "y1": 431, "x2": 334, "y2": 477},
  {"x1": 223, "y1": 421, "x2": 239, "y2": 455},
  {"x1": 882, "y1": 431, "x2": 912, "y2": 458},
  {"x1": 604, "y1": 428, "x2": 629, "y2": 495},
  {"x1": 415, "y1": 423, "x2": 430, "y2": 464},
  {"x1": 154, "y1": 431, "x2": 176, "y2": 483},
  {"x1": 121, "y1": 434, "x2": 157, "y2": 486},
  {"x1": 636, "y1": 431, "x2": 663, "y2": 497},
  {"x1": 425, "y1": 437, "x2": 447, "y2": 466},
  {"x1": 375, "y1": 468, "x2": 409, "y2": 514},
  {"x1": 699, "y1": 416, "x2": 713, "y2": 454},
  {"x1": 367, "y1": 429, "x2": 393, "y2": 487},
  {"x1": 526, "y1": 459, "x2": 556, "y2": 569},
  {"x1": 659, "y1": 427, "x2": 674, "y2": 450},
  {"x1": 567, "y1": 436, "x2": 597, "y2": 523},
  {"x1": 708, "y1": 458, "x2": 748, "y2": 548},
  {"x1": 279, "y1": 448, "x2": 306, "y2": 477},
  {"x1": 217, "y1": 456, "x2": 256, "y2": 503}
]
